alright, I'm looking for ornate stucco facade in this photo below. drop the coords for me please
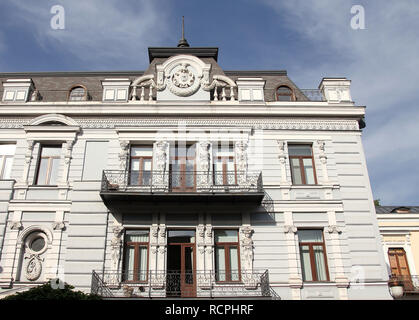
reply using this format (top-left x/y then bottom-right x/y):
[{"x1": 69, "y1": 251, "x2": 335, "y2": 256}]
[{"x1": 0, "y1": 43, "x2": 391, "y2": 299}]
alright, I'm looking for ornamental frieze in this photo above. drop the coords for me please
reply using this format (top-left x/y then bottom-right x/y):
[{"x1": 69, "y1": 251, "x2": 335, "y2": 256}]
[{"x1": 0, "y1": 118, "x2": 360, "y2": 131}]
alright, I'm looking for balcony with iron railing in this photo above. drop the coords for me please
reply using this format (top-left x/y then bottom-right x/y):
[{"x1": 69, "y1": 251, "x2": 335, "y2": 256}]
[
  {"x1": 91, "y1": 269, "x2": 280, "y2": 299},
  {"x1": 100, "y1": 170, "x2": 265, "y2": 212},
  {"x1": 388, "y1": 275, "x2": 419, "y2": 299}
]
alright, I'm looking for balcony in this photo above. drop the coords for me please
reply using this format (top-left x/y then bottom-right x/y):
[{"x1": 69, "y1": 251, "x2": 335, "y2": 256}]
[
  {"x1": 388, "y1": 275, "x2": 419, "y2": 299},
  {"x1": 91, "y1": 269, "x2": 279, "y2": 299},
  {"x1": 100, "y1": 170, "x2": 264, "y2": 213}
]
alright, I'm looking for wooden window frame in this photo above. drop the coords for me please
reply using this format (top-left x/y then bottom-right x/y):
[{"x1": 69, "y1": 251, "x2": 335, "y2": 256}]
[
  {"x1": 123, "y1": 231, "x2": 150, "y2": 283},
  {"x1": 276, "y1": 85, "x2": 296, "y2": 102},
  {"x1": 289, "y1": 145, "x2": 318, "y2": 185},
  {"x1": 214, "y1": 230, "x2": 241, "y2": 283},
  {"x1": 170, "y1": 144, "x2": 196, "y2": 192},
  {"x1": 35, "y1": 145, "x2": 61, "y2": 185},
  {"x1": 298, "y1": 230, "x2": 330, "y2": 282},
  {"x1": 129, "y1": 146, "x2": 153, "y2": 186},
  {"x1": 67, "y1": 85, "x2": 88, "y2": 101},
  {"x1": 213, "y1": 156, "x2": 237, "y2": 185}
]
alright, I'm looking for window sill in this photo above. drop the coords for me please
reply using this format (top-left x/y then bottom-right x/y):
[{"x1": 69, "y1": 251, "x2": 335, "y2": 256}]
[
  {"x1": 29, "y1": 185, "x2": 59, "y2": 188},
  {"x1": 215, "y1": 281, "x2": 243, "y2": 285},
  {"x1": 302, "y1": 281, "x2": 336, "y2": 287},
  {"x1": 121, "y1": 280, "x2": 148, "y2": 285},
  {"x1": 291, "y1": 184, "x2": 319, "y2": 188}
]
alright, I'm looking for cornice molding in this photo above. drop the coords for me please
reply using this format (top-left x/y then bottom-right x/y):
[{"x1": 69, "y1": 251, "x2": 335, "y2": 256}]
[{"x1": 0, "y1": 117, "x2": 359, "y2": 131}]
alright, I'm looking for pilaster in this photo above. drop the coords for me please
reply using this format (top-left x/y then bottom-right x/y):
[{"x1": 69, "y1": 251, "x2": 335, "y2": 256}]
[
  {"x1": 283, "y1": 211, "x2": 302, "y2": 299},
  {"x1": 327, "y1": 210, "x2": 349, "y2": 299}
]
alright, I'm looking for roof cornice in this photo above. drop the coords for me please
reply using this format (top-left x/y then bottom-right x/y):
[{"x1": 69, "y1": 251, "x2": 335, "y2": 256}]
[{"x1": 148, "y1": 47, "x2": 219, "y2": 62}]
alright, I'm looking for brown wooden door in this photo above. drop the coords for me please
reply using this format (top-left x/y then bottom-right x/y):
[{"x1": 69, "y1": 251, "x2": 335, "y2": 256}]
[
  {"x1": 166, "y1": 243, "x2": 196, "y2": 297},
  {"x1": 180, "y1": 244, "x2": 196, "y2": 297},
  {"x1": 388, "y1": 248, "x2": 413, "y2": 291}
]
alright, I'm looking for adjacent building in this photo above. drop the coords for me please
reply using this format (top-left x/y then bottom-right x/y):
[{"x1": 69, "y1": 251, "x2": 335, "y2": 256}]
[
  {"x1": 377, "y1": 206, "x2": 419, "y2": 297},
  {"x1": 0, "y1": 40, "x2": 392, "y2": 299}
]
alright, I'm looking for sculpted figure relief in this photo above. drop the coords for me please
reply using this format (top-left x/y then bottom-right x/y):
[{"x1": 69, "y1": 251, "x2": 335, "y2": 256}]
[
  {"x1": 198, "y1": 142, "x2": 211, "y2": 172},
  {"x1": 235, "y1": 141, "x2": 248, "y2": 172},
  {"x1": 155, "y1": 141, "x2": 168, "y2": 172},
  {"x1": 241, "y1": 227, "x2": 254, "y2": 270}
]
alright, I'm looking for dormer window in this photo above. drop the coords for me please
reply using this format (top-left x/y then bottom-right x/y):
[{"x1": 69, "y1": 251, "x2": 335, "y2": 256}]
[
  {"x1": 391, "y1": 207, "x2": 411, "y2": 214},
  {"x1": 101, "y1": 78, "x2": 131, "y2": 102},
  {"x1": 68, "y1": 85, "x2": 87, "y2": 101},
  {"x1": 236, "y1": 78, "x2": 265, "y2": 102},
  {"x1": 276, "y1": 85, "x2": 295, "y2": 101},
  {"x1": 2, "y1": 79, "x2": 33, "y2": 102}
]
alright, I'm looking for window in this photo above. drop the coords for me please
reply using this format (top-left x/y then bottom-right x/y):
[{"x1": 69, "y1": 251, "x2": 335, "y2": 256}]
[
  {"x1": 30, "y1": 236, "x2": 46, "y2": 252},
  {"x1": 101, "y1": 79, "x2": 131, "y2": 102},
  {"x1": 2, "y1": 79, "x2": 32, "y2": 102},
  {"x1": 0, "y1": 144, "x2": 16, "y2": 179},
  {"x1": 213, "y1": 143, "x2": 236, "y2": 185},
  {"x1": 36, "y1": 145, "x2": 61, "y2": 185},
  {"x1": 276, "y1": 86, "x2": 295, "y2": 101},
  {"x1": 288, "y1": 144, "x2": 317, "y2": 185},
  {"x1": 68, "y1": 86, "x2": 87, "y2": 101},
  {"x1": 391, "y1": 207, "x2": 411, "y2": 214},
  {"x1": 214, "y1": 230, "x2": 240, "y2": 282},
  {"x1": 103, "y1": 88, "x2": 128, "y2": 101},
  {"x1": 298, "y1": 230, "x2": 329, "y2": 282},
  {"x1": 123, "y1": 230, "x2": 149, "y2": 282},
  {"x1": 170, "y1": 143, "x2": 196, "y2": 192},
  {"x1": 129, "y1": 146, "x2": 153, "y2": 186}
]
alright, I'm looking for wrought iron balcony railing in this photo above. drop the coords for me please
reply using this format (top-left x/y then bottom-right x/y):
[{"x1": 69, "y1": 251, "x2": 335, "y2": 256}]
[
  {"x1": 389, "y1": 275, "x2": 419, "y2": 293},
  {"x1": 91, "y1": 269, "x2": 280, "y2": 299},
  {"x1": 101, "y1": 170, "x2": 263, "y2": 194}
]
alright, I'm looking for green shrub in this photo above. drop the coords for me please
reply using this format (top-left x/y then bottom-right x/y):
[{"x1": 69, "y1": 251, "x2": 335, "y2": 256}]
[{"x1": 2, "y1": 280, "x2": 102, "y2": 300}]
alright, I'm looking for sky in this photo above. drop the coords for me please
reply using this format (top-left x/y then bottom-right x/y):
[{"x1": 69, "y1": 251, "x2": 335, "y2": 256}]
[{"x1": 0, "y1": 0, "x2": 418, "y2": 205}]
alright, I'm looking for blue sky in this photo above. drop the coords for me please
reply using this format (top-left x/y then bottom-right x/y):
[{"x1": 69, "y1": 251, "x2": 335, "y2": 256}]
[{"x1": 0, "y1": 0, "x2": 418, "y2": 205}]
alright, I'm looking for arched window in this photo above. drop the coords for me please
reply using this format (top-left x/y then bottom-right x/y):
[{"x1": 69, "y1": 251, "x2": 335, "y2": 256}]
[
  {"x1": 276, "y1": 86, "x2": 295, "y2": 101},
  {"x1": 391, "y1": 207, "x2": 411, "y2": 213},
  {"x1": 68, "y1": 85, "x2": 87, "y2": 101}
]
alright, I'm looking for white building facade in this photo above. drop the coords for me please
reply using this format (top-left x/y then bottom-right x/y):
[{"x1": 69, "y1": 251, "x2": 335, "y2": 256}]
[{"x1": 0, "y1": 44, "x2": 391, "y2": 299}]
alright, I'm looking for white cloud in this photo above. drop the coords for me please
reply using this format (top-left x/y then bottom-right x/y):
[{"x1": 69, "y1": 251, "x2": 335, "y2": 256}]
[
  {"x1": 5, "y1": 0, "x2": 172, "y2": 69},
  {"x1": 262, "y1": 0, "x2": 419, "y2": 204}
]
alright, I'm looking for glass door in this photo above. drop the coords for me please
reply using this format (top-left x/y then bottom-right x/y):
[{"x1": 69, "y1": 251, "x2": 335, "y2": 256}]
[
  {"x1": 181, "y1": 244, "x2": 195, "y2": 297},
  {"x1": 166, "y1": 230, "x2": 196, "y2": 297},
  {"x1": 170, "y1": 144, "x2": 196, "y2": 192}
]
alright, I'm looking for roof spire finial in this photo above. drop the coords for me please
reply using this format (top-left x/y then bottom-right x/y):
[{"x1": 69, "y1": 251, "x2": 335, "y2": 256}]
[{"x1": 177, "y1": 16, "x2": 190, "y2": 48}]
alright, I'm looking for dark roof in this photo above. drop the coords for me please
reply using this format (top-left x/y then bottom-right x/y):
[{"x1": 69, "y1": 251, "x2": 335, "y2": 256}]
[
  {"x1": 0, "y1": 46, "x2": 315, "y2": 103},
  {"x1": 224, "y1": 70, "x2": 287, "y2": 76},
  {"x1": 148, "y1": 47, "x2": 218, "y2": 62},
  {"x1": 0, "y1": 71, "x2": 144, "y2": 77},
  {"x1": 375, "y1": 206, "x2": 419, "y2": 214}
]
